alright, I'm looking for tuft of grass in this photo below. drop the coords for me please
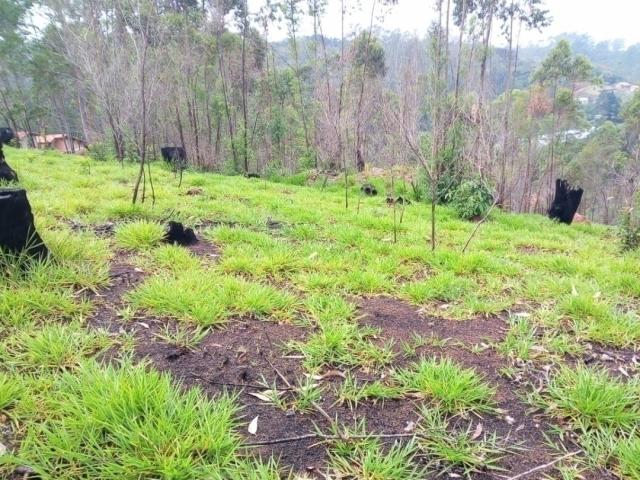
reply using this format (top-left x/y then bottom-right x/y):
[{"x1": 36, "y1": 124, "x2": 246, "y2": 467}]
[
  {"x1": 304, "y1": 293, "x2": 356, "y2": 324},
  {"x1": 336, "y1": 374, "x2": 402, "y2": 408},
  {"x1": 115, "y1": 220, "x2": 165, "y2": 250},
  {"x1": 128, "y1": 270, "x2": 298, "y2": 325},
  {"x1": 0, "y1": 372, "x2": 23, "y2": 411},
  {"x1": 395, "y1": 357, "x2": 495, "y2": 414},
  {"x1": 416, "y1": 406, "x2": 508, "y2": 476},
  {"x1": 544, "y1": 365, "x2": 640, "y2": 431},
  {"x1": 289, "y1": 321, "x2": 395, "y2": 371},
  {"x1": 615, "y1": 434, "x2": 640, "y2": 480},
  {"x1": 154, "y1": 323, "x2": 210, "y2": 351},
  {"x1": 403, "y1": 271, "x2": 474, "y2": 304},
  {"x1": 5, "y1": 359, "x2": 260, "y2": 479},
  {"x1": 145, "y1": 244, "x2": 201, "y2": 273},
  {"x1": 329, "y1": 436, "x2": 424, "y2": 480},
  {"x1": 560, "y1": 293, "x2": 640, "y2": 347},
  {"x1": 1, "y1": 323, "x2": 111, "y2": 371},
  {"x1": 497, "y1": 315, "x2": 538, "y2": 360}
]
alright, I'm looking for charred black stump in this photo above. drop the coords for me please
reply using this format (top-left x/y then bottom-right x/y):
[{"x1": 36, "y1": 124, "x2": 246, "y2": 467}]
[
  {"x1": 0, "y1": 127, "x2": 14, "y2": 145},
  {"x1": 0, "y1": 144, "x2": 19, "y2": 182},
  {"x1": 0, "y1": 188, "x2": 49, "y2": 261},
  {"x1": 160, "y1": 147, "x2": 187, "y2": 167},
  {"x1": 548, "y1": 179, "x2": 584, "y2": 225},
  {"x1": 164, "y1": 221, "x2": 197, "y2": 246},
  {"x1": 386, "y1": 196, "x2": 411, "y2": 206},
  {"x1": 361, "y1": 183, "x2": 378, "y2": 196}
]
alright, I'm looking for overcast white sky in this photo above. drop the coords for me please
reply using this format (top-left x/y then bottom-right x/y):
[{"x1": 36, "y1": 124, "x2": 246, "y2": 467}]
[{"x1": 250, "y1": 0, "x2": 640, "y2": 46}]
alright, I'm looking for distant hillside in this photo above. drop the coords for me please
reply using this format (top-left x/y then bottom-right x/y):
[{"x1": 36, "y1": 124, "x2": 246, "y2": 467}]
[
  {"x1": 517, "y1": 33, "x2": 640, "y2": 84},
  {"x1": 273, "y1": 32, "x2": 640, "y2": 95}
]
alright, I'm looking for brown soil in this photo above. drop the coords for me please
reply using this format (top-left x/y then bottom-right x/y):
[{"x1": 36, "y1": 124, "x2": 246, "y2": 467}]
[
  {"x1": 358, "y1": 296, "x2": 615, "y2": 480},
  {"x1": 81, "y1": 256, "x2": 614, "y2": 479}
]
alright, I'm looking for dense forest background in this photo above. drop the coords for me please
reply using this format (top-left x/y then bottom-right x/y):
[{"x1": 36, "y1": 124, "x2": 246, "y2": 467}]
[{"x1": 1, "y1": 0, "x2": 640, "y2": 224}]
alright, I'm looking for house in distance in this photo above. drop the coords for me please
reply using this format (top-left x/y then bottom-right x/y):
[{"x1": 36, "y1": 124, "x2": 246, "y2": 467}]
[{"x1": 17, "y1": 131, "x2": 88, "y2": 154}]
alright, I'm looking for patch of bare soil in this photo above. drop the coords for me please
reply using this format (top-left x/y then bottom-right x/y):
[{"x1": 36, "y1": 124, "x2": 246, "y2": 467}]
[
  {"x1": 132, "y1": 317, "x2": 332, "y2": 472},
  {"x1": 82, "y1": 259, "x2": 615, "y2": 479},
  {"x1": 357, "y1": 296, "x2": 614, "y2": 480},
  {"x1": 186, "y1": 238, "x2": 220, "y2": 259},
  {"x1": 83, "y1": 249, "x2": 333, "y2": 473},
  {"x1": 359, "y1": 295, "x2": 507, "y2": 345},
  {"x1": 517, "y1": 244, "x2": 564, "y2": 255},
  {"x1": 581, "y1": 342, "x2": 639, "y2": 378},
  {"x1": 87, "y1": 256, "x2": 146, "y2": 332}
]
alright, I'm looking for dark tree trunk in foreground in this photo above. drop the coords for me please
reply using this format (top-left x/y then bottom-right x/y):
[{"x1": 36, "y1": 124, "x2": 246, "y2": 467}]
[
  {"x1": 548, "y1": 179, "x2": 584, "y2": 225},
  {"x1": 0, "y1": 188, "x2": 49, "y2": 260}
]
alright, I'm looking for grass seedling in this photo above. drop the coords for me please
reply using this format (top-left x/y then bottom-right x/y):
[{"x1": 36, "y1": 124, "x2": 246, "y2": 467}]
[
  {"x1": 395, "y1": 357, "x2": 495, "y2": 414},
  {"x1": 416, "y1": 406, "x2": 509, "y2": 476}
]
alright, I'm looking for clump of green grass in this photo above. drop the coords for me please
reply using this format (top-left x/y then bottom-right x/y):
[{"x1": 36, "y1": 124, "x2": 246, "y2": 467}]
[
  {"x1": 336, "y1": 374, "x2": 402, "y2": 408},
  {"x1": 0, "y1": 372, "x2": 23, "y2": 411},
  {"x1": 145, "y1": 244, "x2": 201, "y2": 273},
  {"x1": 544, "y1": 365, "x2": 640, "y2": 431},
  {"x1": 560, "y1": 293, "x2": 640, "y2": 347},
  {"x1": 1, "y1": 322, "x2": 111, "y2": 371},
  {"x1": 615, "y1": 434, "x2": 640, "y2": 480},
  {"x1": 128, "y1": 270, "x2": 298, "y2": 325},
  {"x1": 304, "y1": 293, "x2": 356, "y2": 324},
  {"x1": 416, "y1": 406, "x2": 508, "y2": 476},
  {"x1": 394, "y1": 357, "x2": 495, "y2": 414},
  {"x1": 403, "y1": 271, "x2": 474, "y2": 304},
  {"x1": 329, "y1": 436, "x2": 424, "y2": 480},
  {"x1": 0, "y1": 231, "x2": 108, "y2": 326},
  {"x1": 289, "y1": 322, "x2": 395, "y2": 371},
  {"x1": 497, "y1": 315, "x2": 538, "y2": 360},
  {"x1": 115, "y1": 220, "x2": 165, "y2": 250},
  {"x1": 5, "y1": 359, "x2": 264, "y2": 479},
  {"x1": 0, "y1": 287, "x2": 87, "y2": 326},
  {"x1": 154, "y1": 323, "x2": 210, "y2": 351}
]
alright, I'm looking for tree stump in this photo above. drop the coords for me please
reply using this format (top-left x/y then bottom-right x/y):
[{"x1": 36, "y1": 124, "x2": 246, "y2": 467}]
[
  {"x1": 548, "y1": 179, "x2": 584, "y2": 225},
  {"x1": 163, "y1": 221, "x2": 197, "y2": 246},
  {"x1": 0, "y1": 188, "x2": 49, "y2": 261},
  {"x1": 361, "y1": 183, "x2": 378, "y2": 196},
  {"x1": 0, "y1": 144, "x2": 19, "y2": 182}
]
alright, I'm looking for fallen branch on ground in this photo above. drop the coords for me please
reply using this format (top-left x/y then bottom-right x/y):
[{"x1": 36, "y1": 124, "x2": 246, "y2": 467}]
[
  {"x1": 497, "y1": 451, "x2": 581, "y2": 480},
  {"x1": 242, "y1": 431, "x2": 416, "y2": 448}
]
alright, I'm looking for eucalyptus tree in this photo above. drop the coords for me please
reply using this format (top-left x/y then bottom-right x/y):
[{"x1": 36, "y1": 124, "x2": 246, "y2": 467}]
[
  {"x1": 533, "y1": 40, "x2": 593, "y2": 203},
  {"x1": 0, "y1": 0, "x2": 37, "y2": 141}
]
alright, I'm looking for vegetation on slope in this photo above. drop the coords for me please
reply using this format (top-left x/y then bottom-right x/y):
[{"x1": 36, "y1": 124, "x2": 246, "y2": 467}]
[{"x1": 0, "y1": 148, "x2": 639, "y2": 479}]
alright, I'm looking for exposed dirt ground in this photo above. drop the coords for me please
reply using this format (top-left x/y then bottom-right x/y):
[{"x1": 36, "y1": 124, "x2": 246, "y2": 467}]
[{"x1": 83, "y1": 246, "x2": 618, "y2": 479}]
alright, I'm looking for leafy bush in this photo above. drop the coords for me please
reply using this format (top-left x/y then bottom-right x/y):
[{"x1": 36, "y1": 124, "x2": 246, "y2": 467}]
[
  {"x1": 411, "y1": 167, "x2": 463, "y2": 204},
  {"x1": 619, "y1": 208, "x2": 640, "y2": 251},
  {"x1": 448, "y1": 179, "x2": 494, "y2": 220},
  {"x1": 87, "y1": 142, "x2": 112, "y2": 162}
]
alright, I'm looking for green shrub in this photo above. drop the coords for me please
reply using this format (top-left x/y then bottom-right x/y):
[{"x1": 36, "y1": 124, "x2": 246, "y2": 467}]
[
  {"x1": 87, "y1": 142, "x2": 112, "y2": 162},
  {"x1": 619, "y1": 208, "x2": 640, "y2": 251},
  {"x1": 449, "y1": 179, "x2": 494, "y2": 220}
]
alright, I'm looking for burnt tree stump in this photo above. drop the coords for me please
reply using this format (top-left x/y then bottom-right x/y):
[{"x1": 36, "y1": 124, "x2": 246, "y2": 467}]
[
  {"x1": 164, "y1": 221, "x2": 197, "y2": 246},
  {"x1": 548, "y1": 179, "x2": 584, "y2": 225},
  {"x1": 0, "y1": 144, "x2": 19, "y2": 182},
  {"x1": 0, "y1": 188, "x2": 49, "y2": 261},
  {"x1": 361, "y1": 183, "x2": 378, "y2": 196}
]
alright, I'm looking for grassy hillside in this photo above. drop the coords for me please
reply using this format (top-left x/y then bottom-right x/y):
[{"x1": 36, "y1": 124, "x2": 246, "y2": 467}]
[{"x1": 0, "y1": 147, "x2": 638, "y2": 479}]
